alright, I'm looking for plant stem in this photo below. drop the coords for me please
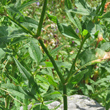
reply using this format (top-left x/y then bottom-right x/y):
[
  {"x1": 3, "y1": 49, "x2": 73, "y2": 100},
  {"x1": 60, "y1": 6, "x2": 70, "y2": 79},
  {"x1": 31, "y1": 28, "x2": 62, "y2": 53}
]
[
  {"x1": 63, "y1": 84, "x2": 67, "y2": 110},
  {"x1": 36, "y1": 0, "x2": 47, "y2": 37},
  {"x1": 100, "y1": 0, "x2": 107, "y2": 15},
  {"x1": 38, "y1": 39, "x2": 65, "y2": 83},
  {"x1": 35, "y1": 0, "x2": 65, "y2": 83},
  {"x1": 6, "y1": 15, "x2": 35, "y2": 36},
  {"x1": 66, "y1": 39, "x2": 85, "y2": 83}
]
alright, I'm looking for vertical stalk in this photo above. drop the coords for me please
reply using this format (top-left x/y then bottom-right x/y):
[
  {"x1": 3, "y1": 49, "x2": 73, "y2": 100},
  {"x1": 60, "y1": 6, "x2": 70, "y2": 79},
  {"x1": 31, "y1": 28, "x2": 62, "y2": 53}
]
[
  {"x1": 66, "y1": 39, "x2": 85, "y2": 83},
  {"x1": 63, "y1": 84, "x2": 67, "y2": 110},
  {"x1": 100, "y1": 0, "x2": 106, "y2": 15},
  {"x1": 35, "y1": 0, "x2": 65, "y2": 83},
  {"x1": 38, "y1": 39, "x2": 65, "y2": 83},
  {"x1": 36, "y1": 0, "x2": 47, "y2": 37}
]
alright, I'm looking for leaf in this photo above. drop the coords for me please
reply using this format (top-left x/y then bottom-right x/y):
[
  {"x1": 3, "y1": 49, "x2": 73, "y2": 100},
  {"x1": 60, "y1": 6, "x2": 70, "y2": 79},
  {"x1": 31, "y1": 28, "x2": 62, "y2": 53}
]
[
  {"x1": 47, "y1": 75, "x2": 58, "y2": 88},
  {"x1": 100, "y1": 42, "x2": 110, "y2": 51},
  {"x1": 13, "y1": 57, "x2": 39, "y2": 92},
  {"x1": 56, "y1": 61, "x2": 72, "y2": 68},
  {"x1": 79, "y1": 48, "x2": 96, "y2": 65},
  {"x1": 57, "y1": 20, "x2": 80, "y2": 39},
  {"x1": 65, "y1": 0, "x2": 82, "y2": 33},
  {"x1": 65, "y1": 10, "x2": 82, "y2": 33},
  {"x1": 20, "y1": 16, "x2": 38, "y2": 31},
  {"x1": 101, "y1": 62, "x2": 110, "y2": 73},
  {"x1": 79, "y1": 48, "x2": 106, "y2": 65},
  {"x1": 29, "y1": 40, "x2": 42, "y2": 65},
  {"x1": 42, "y1": 45, "x2": 65, "y2": 62},
  {"x1": 69, "y1": 9, "x2": 90, "y2": 16},
  {"x1": 6, "y1": 5, "x2": 22, "y2": 15},
  {"x1": 44, "y1": 91, "x2": 62, "y2": 100},
  {"x1": 18, "y1": 0, "x2": 37, "y2": 10},
  {"x1": 82, "y1": 29, "x2": 88, "y2": 36},
  {"x1": 101, "y1": 12, "x2": 110, "y2": 22},
  {"x1": 0, "y1": 26, "x2": 8, "y2": 36},
  {"x1": 0, "y1": 48, "x2": 5, "y2": 61},
  {"x1": 87, "y1": 21, "x2": 103, "y2": 36},
  {"x1": 93, "y1": 75, "x2": 110, "y2": 85},
  {"x1": 14, "y1": 0, "x2": 21, "y2": 8},
  {"x1": 72, "y1": 0, "x2": 91, "y2": 15},
  {"x1": 47, "y1": 13, "x2": 57, "y2": 23},
  {"x1": 65, "y1": 0, "x2": 73, "y2": 9},
  {"x1": 33, "y1": 104, "x2": 49, "y2": 110},
  {"x1": 1, "y1": 83, "x2": 27, "y2": 99},
  {"x1": 71, "y1": 69, "x2": 88, "y2": 84}
]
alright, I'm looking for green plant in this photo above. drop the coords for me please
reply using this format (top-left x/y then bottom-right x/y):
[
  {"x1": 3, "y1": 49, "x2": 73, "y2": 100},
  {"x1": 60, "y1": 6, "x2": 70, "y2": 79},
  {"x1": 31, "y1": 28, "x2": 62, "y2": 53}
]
[{"x1": 0, "y1": 0, "x2": 110, "y2": 110}]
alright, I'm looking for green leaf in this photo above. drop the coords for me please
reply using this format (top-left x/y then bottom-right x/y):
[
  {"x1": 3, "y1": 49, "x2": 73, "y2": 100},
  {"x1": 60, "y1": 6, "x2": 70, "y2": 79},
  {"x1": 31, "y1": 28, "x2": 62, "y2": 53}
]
[
  {"x1": 72, "y1": 0, "x2": 91, "y2": 15},
  {"x1": 0, "y1": 26, "x2": 8, "y2": 36},
  {"x1": 44, "y1": 91, "x2": 62, "y2": 100},
  {"x1": 47, "y1": 13, "x2": 57, "y2": 23},
  {"x1": 29, "y1": 39, "x2": 42, "y2": 65},
  {"x1": 41, "y1": 45, "x2": 65, "y2": 61},
  {"x1": 101, "y1": 12, "x2": 110, "y2": 22},
  {"x1": 65, "y1": 9, "x2": 82, "y2": 33},
  {"x1": 19, "y1": 16, "x2": 38, "y2": 31},
  {"x1": 82, "y1": 29, "x2": 88, "y2": 36},
  {"x1": 79, "y1": 48, "x2": 106, "y2": 65},
  {"x1": 65, "y1": 0, "x2": 82, "y2": 33},
  {"x1": 79, "y1": 48, "x2": 96, "y2": 65},
  {"x1": 93, "y1": 75, "x2": 110, "y2": 85},
  {"x1": 65, "y1": 0, "x2": 73, "y2": 9},
  {"x1": 1, "y1": 83, "x2": 27, "y2": 99},
  {"x1": 100, "y1": 42, "x2": 110, "y2": 51},
  {"x1": 33, "y1": 104, "x2": 49, "y2": 110},
  {"x1": 69, "y1": 7, "x2": 90, "y2": 16},
  {"x1": 14, "y1": 0, "x2": 21, "y2": 8},
  {"x1": 85, "y1": 84, "x2": 94, "y2": 93},
  {"x1": 13, "y1": 57, "x2": 39, "y2": 92},
  {"x1": 87, "y1": 21, "x2": 103, "y2": 37},
  {"x1": 18, "y1": 0, "x2": 37, "y2": 10},
  {"x1": 0, "y1": 48, "x2": 5, "y2": 61},
  {"x1": 47, "y1": 75, "x2": 58, "y2": 88},
  {"x1": 56, "y1": 61, "x2": 72, "y2": 68},
  {"x1": 71, "y1": 69, "x2": 88, "y2": 84},
  {"x1": 57, "y1": 21, "x2": 80, "y2": 39},
  {"x1": 101, "y1": 62, "x2": 110, "y2": 73}
]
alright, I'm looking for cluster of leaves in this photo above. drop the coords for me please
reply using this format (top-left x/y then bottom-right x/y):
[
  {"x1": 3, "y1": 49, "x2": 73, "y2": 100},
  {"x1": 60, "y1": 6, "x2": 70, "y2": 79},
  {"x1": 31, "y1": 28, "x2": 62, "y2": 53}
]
[{"x1": 0, "y1": 0, "x2": 110, "y2": 110}]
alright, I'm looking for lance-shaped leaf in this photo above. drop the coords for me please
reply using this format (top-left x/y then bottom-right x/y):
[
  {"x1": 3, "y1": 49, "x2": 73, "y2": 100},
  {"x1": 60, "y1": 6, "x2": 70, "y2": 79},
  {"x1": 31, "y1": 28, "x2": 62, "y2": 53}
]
[
  {"x1": 13, "y1": 57, "x2": 39, "y2": 92},
  {"x1": 101, "y1": 12, "x2": 110, "y2": 22},
  {"x1": 57, "y1": 20, "x2": 80, "y2": 39},
  {"x1": 79, "y1": 48, "x2": 110, "y2": 66},
  {"x1": 71, "y1": 0, "x2": 91, "y2": 15},
  {"x1": 1, "y1": 83, "x2": 28, "y2": 99},
  {"x1": 29, "y1": 40, "x2": 42, "y2": 65},
  {"x1": 100, "y1": 42, "x2": 110, "y2": 51},
  {"x1": 71, "y1": 69, "x2": 89, "y2": 84},
  {"x1": 65, "y1": 0, "x2": 82, "y2": 33},
  {"x1": 47, "y1": 13, "x2": 80, "y2": 39},
  {"x1": 0, "y1": 48, "x2": 5, "y2": 61}
]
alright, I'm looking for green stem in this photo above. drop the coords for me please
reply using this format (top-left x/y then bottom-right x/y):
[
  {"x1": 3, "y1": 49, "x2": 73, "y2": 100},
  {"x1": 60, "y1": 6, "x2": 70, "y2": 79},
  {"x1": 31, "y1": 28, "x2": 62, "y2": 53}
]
[
  {"x1": 6, "y1": 15, "x2": 35, "y2": 36},
  {"x1": 38, "y1": 39, "x2": 65, "y2": 83},
  {"x1": 100, "y1": 0, "x2": 107, "y2": 15},
  {"x1": 63, "y1": 84, "x2": 67, "y2": 110},
  {"x1": 35, "y1": 0, "x2": 65, "y2": 83},
  {"x1": 66, "y1": 38, "x2": 85, "y2": 83},
  {"x1": 36, "y1": 0, "x2": 47, "y2": 38}
]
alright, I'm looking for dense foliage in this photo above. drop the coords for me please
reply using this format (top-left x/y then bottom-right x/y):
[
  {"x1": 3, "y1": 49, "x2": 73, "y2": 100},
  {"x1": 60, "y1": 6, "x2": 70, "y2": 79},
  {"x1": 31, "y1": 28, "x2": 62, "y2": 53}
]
[{"x1": 0, "y1": 0, "x2": 110, "y2": 110}]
